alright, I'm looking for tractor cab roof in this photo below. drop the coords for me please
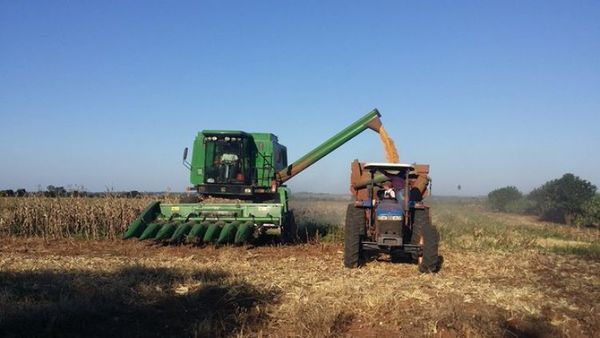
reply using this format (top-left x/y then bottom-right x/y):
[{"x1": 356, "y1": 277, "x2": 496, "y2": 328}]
[{"x1": 364, "y1": 163, "x2": 414, "y2": 173}]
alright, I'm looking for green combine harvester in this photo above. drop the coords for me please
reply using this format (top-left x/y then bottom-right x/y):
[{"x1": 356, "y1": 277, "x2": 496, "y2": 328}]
[{"x1": 123, "y1": 109, "x2": 384, "y2": 245}]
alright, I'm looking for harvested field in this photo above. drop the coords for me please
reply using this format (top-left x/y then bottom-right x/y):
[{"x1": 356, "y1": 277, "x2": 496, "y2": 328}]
[{"x1": 1, "y1": 198, "x2": 599, "y2": 337}]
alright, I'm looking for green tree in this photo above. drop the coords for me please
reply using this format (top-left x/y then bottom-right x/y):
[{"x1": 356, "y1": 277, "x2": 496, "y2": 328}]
[
  {"x1": 529, "y1": 173, "x2": 597, "y2": 225},
  {"x1": 504, "y1": 197, "x2": 538, "y2": 215},
  {"x1": 575, "y1": 194, "x2": 600, "y2": 227},
  {"x1": 487, "y1": 186, "x2": 522, "y2": 212}
]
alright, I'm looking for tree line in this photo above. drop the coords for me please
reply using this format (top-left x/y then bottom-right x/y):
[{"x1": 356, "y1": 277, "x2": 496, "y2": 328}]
[
  {"x1": 488, "y1": 173, "x2": 599, "y2": 227},
  {"x1": 0, "y1": 186, "x2": 142, "y2": 198}
]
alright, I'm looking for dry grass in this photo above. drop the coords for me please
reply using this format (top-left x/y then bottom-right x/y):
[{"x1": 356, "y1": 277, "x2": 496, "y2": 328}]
[
  {"x1": 433, "y1": 199, "x2": 600, "y2": 259},
  {"x1": 1, "y1": 197, "x2": 599, "y2": 337}
]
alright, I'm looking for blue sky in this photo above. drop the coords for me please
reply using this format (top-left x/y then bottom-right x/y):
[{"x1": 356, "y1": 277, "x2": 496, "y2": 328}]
[{"x1": 1, "y1": 1, "x2": 599, "y2": 195}]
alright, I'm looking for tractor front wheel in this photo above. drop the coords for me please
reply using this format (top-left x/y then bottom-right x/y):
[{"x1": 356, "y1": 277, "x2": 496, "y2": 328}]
[{"x1": 344, "y1": 204, "x2": 364, "y2": 268}]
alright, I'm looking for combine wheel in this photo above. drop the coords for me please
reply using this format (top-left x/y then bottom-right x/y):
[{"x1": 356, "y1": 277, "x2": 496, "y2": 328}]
[
  {"x1": 344, "y1": 204, "x2": 364, "y2": 268},
  {"x1": 282, "y1": 211, "x2": 298, "y2": 244},
  {"x1": 411, "y1": 208, "x2": 441, "y2": 273}
]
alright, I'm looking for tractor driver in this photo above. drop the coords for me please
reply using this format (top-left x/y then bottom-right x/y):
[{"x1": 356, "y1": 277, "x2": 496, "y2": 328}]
[
  {"x1": 382, "y1": 181, "x2": 397, "y2": 200},
  {"x1": 383, "y1": 169, "x2": 405, "y2": 198}
]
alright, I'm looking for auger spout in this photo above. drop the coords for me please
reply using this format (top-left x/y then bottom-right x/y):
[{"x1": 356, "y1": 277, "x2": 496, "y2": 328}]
[{"x1": 276, "y1": 109, "x2": 382, "y2": 184}]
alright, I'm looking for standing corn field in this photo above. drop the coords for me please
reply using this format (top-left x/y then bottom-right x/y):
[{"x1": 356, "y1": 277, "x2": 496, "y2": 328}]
[{"x1": 0, "y1": 196, "x2": 176, "y2": 240}]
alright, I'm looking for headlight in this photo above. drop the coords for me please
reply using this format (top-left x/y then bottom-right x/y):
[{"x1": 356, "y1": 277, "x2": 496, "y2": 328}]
[
  {"x1": 244, "y1": 188, "x2": 252, "y2": 193},
  {"x1": 392, "y1": 215, "x2": 402, "y2": 221},
  {"x1": 377, "y1": 215, "x2": 388, "y2": 221}
]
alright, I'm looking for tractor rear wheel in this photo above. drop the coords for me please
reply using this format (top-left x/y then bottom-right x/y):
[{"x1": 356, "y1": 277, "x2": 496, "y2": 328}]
[
  {"x1": 344, "y1": 204, "x2": 364, "y2": 268},
  {"x1": 411, "y1": 208, "x2": 441, "y2": 273}
]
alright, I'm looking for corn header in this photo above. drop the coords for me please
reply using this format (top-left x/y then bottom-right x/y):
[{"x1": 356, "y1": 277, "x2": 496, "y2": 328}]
[{"x1": 124, "y1": 109, "x2": 384, "y2": 245}]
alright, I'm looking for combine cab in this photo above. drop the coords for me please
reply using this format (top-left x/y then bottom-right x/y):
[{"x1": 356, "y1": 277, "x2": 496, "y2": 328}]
[{"x1": 124, "y1": 109, "x2": 384, "y2": 245}]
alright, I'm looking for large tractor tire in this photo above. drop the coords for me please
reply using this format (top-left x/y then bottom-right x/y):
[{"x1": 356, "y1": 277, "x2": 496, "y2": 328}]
[
  {"x1": 282, "y1": 211, "x2": 298, "y2": 244},
  {"x1": 410, "y1": 208, "x2": 441, "y2": 273},
  {"x1": 344, "y1": 204, "x2": 364, "y2": 268}
]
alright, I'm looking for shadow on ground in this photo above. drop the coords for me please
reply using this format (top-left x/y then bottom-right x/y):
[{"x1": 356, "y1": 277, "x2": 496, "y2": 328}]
[
  {"x1": 0, "y1": 266, "x2": 279, "y2": 338},
  {"x1": 431, "y1": 295, "x2": 564, "y2": 338}
]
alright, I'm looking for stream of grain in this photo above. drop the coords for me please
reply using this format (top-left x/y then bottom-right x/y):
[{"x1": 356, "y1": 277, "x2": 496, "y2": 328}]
[{"x1": 378, "y1": 126, "x2": 399, "y2": 163}]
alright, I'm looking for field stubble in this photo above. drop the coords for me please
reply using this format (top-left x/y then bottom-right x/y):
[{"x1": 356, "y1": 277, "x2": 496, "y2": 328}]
[{"x1": 1, "y1": 197, "x2": 599, "y2": 337}]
